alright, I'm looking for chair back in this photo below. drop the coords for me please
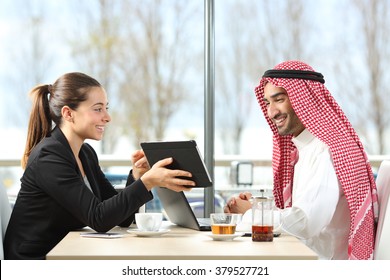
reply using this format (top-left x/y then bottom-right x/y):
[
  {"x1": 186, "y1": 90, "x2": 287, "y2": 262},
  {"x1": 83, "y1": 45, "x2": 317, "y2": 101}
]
[
  {"x1": 0, "y1": 186, "x2": 12, "y2": 260},
  {"x1": 374, "y1": 160, "x2": 390, "y2": 260}
]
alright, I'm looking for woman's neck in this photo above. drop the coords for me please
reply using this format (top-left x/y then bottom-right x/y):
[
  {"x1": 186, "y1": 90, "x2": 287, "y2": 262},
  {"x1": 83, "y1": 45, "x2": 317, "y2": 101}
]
[{"x1": 59, "y1": 125, "x2": 84, "y2": 158}]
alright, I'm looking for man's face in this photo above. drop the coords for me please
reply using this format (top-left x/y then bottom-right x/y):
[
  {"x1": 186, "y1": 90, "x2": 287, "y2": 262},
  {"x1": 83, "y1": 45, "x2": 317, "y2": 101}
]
[{"x1": 263, "y1": 82, "x2": 305, "y2": 137}]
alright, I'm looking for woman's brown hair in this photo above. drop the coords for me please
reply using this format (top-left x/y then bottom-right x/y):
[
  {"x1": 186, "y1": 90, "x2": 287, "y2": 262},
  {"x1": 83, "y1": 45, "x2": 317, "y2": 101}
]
[{"x1": 22, "y1": 72, "x2": 101, "y2": 169}]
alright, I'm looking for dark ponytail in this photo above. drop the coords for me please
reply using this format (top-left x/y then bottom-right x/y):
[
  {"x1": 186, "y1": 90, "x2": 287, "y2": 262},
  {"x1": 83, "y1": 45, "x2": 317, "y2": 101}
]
[{"x1": 22, "y1": 85, "x2": 52, "y2": 168}]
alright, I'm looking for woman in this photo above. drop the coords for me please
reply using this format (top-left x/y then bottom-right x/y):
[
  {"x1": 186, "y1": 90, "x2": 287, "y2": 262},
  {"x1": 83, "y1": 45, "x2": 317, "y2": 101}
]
[{"x1": 4, "y1": 72, "x2": 195, "y2": 259}]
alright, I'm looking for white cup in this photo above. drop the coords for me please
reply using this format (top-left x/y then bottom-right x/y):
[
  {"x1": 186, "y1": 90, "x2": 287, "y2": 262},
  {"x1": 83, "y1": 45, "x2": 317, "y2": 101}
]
[{"x1": 135, "y1": 213, "x2": 163, "y2": 232}]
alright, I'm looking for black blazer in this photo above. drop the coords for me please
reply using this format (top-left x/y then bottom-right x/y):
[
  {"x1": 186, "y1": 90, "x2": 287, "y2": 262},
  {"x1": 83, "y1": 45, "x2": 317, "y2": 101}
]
[{"x1": 4, "y1": 127, "x2": 153, "y2": 259}]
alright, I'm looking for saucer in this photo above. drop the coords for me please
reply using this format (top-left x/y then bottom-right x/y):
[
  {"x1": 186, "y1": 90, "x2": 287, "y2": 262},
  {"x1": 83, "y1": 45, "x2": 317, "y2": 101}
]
[
  {"x1": 238, "y1": 232, "x2": 281, "y2": 237},
  {"x1": 206, "y1": 232, "x2": 244, "y2": 241},
  {"x1": 127, "y1": 228, "x2": 170, "y2": 237}
]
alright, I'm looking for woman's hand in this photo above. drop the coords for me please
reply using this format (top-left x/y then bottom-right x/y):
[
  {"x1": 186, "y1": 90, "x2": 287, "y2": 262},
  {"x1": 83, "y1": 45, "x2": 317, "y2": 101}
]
[
  {"x1": 224, "y1": 192, "x2": 252, "y2": 214},
  {"x1": 131, "y1": 150, "x2": 150, "y2": 180},
  {"x1": 140, "y1": 157, "x2": 195, "y2": 192}
]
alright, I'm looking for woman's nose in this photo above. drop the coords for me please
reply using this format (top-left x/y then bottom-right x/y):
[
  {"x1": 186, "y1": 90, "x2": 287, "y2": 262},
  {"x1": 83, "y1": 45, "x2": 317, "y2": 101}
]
[{"x1": 104, "y1": 111, "x2": 111, "y2": 123}]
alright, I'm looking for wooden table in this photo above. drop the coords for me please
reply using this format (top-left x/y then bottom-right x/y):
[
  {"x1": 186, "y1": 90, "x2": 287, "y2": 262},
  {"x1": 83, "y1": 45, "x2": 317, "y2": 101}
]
[{"x1": 46, "y1": 222, "x2": 318, "y2": 260}]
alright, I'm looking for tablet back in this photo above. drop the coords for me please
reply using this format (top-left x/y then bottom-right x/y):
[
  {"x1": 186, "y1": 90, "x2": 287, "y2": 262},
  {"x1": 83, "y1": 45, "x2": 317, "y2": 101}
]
[{"x1": 140, "y1": 140, "x2": 212, "y2": 188}]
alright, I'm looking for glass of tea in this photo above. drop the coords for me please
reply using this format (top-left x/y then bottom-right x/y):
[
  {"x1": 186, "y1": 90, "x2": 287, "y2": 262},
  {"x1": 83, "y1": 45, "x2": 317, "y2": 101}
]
[
  {"x1": 251, "y1": 195, "x2": 274, "y2": 242},
  {"x1": 210, "y1": 213, "x2": 242, "y2": 234}
]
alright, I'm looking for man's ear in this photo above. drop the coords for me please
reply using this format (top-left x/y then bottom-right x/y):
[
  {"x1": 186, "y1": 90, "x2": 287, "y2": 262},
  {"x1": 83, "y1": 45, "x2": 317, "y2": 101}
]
[{"x1": 61, "y1": 106, "x2": 73, "y2": 122}]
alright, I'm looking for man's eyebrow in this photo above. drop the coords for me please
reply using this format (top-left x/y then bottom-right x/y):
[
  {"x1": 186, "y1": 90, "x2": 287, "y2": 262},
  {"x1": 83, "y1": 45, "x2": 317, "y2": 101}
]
[{"x1": 263, "y1": 92, "x2": 286, "y2": 102}]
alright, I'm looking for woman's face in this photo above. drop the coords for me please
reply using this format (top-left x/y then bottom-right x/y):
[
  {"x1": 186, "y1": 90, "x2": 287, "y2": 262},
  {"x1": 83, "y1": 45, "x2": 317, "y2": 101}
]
[{"x1": 70, "y1": 86, "x2": 111, "y2": 141}]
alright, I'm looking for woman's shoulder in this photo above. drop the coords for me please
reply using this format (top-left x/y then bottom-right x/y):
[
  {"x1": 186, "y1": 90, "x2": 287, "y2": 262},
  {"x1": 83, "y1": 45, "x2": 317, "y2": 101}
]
[
  {"x1": 30, "y1": 135, "x2": 63, "y2": 155},
  {"x1": 27, "y1": 136, "x2": 70, "y2": 164}
]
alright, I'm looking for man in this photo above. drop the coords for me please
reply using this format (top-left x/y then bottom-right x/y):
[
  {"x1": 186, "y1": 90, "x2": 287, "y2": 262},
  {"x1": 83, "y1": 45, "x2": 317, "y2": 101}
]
[{"x1": 225, "y1": 60, "x2": 378, "y2": 260}]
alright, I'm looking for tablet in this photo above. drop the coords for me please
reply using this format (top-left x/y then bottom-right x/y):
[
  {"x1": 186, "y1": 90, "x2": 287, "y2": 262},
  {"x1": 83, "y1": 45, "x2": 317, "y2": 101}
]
[{"x1": 140, "y1": 140, "x2": 213, "y2": 188}]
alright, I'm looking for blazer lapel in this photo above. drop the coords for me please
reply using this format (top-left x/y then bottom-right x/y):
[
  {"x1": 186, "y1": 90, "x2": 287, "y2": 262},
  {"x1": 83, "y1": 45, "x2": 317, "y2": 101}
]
[{"x1": 79, "y1": 147, "x2": 102, "y2": 200}]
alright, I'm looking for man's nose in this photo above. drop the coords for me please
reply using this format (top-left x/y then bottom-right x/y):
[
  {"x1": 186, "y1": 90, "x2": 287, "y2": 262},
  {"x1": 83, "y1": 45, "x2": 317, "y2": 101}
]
[{"x1": 267, "y1": 103, "x2": 278, "y2": 119}]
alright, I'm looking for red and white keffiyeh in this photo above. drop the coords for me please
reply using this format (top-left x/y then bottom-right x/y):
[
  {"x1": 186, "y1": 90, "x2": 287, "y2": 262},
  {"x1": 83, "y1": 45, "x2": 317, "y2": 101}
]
[{"x1": 254, "y1": 60, "x2": 378, "y2": 260}]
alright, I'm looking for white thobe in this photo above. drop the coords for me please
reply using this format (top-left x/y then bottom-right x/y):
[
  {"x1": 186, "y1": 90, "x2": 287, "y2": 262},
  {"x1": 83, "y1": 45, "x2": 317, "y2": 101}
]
[{"x1": 241, "y1": 129, "x2": 350, "y2": 259}]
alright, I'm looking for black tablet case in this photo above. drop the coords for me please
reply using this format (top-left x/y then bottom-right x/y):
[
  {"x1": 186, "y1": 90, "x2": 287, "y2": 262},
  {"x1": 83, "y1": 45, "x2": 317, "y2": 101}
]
[{"x1": 140, "y1": 140, "x2": 213, "y2": 188}]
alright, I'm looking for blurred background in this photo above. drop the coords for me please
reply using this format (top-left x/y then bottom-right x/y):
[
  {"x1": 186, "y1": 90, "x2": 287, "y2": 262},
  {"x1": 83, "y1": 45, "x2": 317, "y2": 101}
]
[{"x1": 1, "y1": 0, "x2": 389, "y2": 215}]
